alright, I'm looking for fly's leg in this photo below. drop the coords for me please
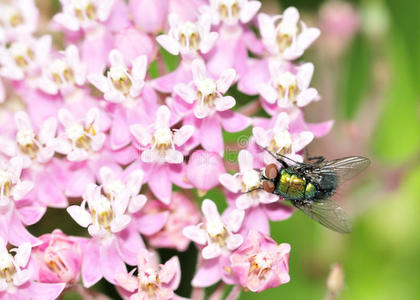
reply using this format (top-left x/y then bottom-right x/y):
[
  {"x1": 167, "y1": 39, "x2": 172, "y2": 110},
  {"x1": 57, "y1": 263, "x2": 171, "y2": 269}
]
[{"x1": 263, "y1": 148, "x2": 289, "y2": 168}]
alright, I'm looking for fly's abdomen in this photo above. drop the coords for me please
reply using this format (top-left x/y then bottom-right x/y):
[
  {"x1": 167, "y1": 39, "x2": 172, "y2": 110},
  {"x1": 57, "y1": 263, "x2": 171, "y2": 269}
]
[{"x1": 275, "y1": 170, "x2": 309, "y2": 200}]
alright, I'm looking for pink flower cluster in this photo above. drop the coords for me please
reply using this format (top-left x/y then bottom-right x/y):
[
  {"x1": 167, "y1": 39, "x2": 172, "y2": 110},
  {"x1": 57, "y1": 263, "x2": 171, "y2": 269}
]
[{"x1": 0, "y1": 0, "x2": 332, "y2": 299}]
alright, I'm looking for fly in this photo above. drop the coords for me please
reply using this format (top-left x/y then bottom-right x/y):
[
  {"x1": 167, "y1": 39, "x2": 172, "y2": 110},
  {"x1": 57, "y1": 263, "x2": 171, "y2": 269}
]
[{"x1": 258, "y1": 149, "x2": 370, "y2": 233}]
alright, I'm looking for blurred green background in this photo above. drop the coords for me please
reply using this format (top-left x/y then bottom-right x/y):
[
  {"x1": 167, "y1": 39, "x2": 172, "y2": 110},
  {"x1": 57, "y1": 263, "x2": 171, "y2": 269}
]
[{"x1": 34, "y1": 0, "x2": 420, "y2": 299}]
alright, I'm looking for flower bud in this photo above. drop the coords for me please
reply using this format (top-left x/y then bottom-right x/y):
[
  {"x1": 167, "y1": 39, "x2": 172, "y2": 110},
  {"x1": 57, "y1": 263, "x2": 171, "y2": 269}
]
[
  {"x1": 129, "y1": 0, "x2": 169, "y2": 33},
  {"x1": 186, "y1": 150, "x2": 225, "y2": 195},
  {"x1": 33, "y1": 230, "x2": 84, "y2": 284},
  {"x1": 327, "y1": 263, "x2": 344, "y2": 295}
]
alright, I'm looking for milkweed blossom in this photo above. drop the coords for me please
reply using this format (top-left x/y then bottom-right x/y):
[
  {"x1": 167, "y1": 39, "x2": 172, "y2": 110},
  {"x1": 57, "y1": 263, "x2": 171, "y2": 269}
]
[{"x1": 0, "y1": 0, "x2": 333, "y2": 298}]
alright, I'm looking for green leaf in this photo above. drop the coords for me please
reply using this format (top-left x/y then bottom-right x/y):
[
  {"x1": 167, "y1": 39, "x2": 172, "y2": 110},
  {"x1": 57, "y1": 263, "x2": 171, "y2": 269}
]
[
  {"x1": 372, "y1": 31, "x2": 420, "y2": 162},
  {"x1": 339, "y1": 33, "x2": 372, "y2": 120},
  {"x1": 160, "y1": 46, "x2": 180, "y2": 73}
]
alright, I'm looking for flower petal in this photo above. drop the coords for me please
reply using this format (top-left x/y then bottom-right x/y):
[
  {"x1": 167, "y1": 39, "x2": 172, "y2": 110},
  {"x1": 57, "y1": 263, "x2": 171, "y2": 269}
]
[
  {"x1": 174, "y1": 83, "x2": 196, "y2": 104},
  {"x1": 214, "y1": 96, "x2": 235, "y2": 111},
  {"x1": 219, "y1": 174, "x2": 241, "y2": 193},
  {"x1": 182, "y1": 225, "x2": 207, "y2": 245},
  {"x1": 66, "y1": 205, "x2": 92, "y2": 228},
  {"x1": 173, "y1": 125, "x2": 194, "y2": 146},
  {"x1": 130, "y1": 124, "x2": 152, "y2": 145},
  {"x1": 156, "y1": 34, "x2": 180, "y2": 55},
  {"x1": 216, "y1": 69, "x2": 236, "y2": 94}
]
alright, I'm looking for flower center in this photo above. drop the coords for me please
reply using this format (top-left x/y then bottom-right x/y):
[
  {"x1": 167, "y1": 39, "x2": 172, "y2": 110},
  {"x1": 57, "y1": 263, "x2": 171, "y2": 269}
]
[
  {"x1": 4, "y1": 7, "x2": 24, "y2": 27},
  {"x1": 103, "y1": 180, "x2": 125, "y2": 200},
  {"x1": 196, "y1": 78, "x2": 218, "y2": 107},
  {"x1": 217, "y1": 0, "x2": 240, "y2": 23},
  {"x1": 205, "y1": 219, "x2": 228, "y2": 247},
  {"x1": 91, "y1": 195, "x2": 113, "y2": 229},
  {"x1": 0, "y1": 169, "x2": 12, "y2": 200},
  {"x1": 275, "y1": 72, "x2": 297, "y2": 102},
  {"x1": 153, "y1": 127, "x2": 173, "y2": 151},
  {"x1": 249, "y1": 251, "x2": 273, "y2": 278},
  {"x1": 242, "y1": 170, "x2": 261, "y2": 192},
  {"x1": 9, "y1": 42, "x2": 35, "y2": 69},
  {"x1": 73, "y1": 0, "x2": 97, "y2": 22},
  {"x1": 16, "y1": 129, "x2": 35, "y2": 147},
  {"x1": 16, "y1": 129, "x2": 39, "y2": 159},
  {"x1": 138, "y1": 268, "x2": 161, "y2": 297},
  {"x1": 66, "y1": 123, "x2": 85, "y2": 142},
  {"x1": 178, "y1": 21, "x2": 200, "y2": 52},
  {"x1": 276, "y1": 20, "x2": 298, "y2": 51},
  {"x1": 108, "y1": 66, "x2": 132, "y2": 94},
  {"x1": 0, "y1": 250, "x2": 16, "y2": 283},
  {"x1": 269, "y1": 130, "x2": 292, "y2": 155},
  {"x1": 51, "y1": 59, "x2": 74, "y2": 85}
]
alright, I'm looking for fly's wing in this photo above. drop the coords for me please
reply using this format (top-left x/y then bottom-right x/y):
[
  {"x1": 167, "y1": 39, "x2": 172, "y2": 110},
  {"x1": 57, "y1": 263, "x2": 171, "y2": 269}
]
[
  {"x1": 313, "y1": 156, "x2": 370, "y2": 184},
  {"x1": 293, "y1": 199, "x2": 353, "y2": 233}
]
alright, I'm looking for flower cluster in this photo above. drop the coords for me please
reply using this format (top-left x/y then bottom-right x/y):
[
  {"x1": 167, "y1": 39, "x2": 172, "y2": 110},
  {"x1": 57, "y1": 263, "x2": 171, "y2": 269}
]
[{"x1": 0, "y1": 0, "x2": 332, "y2": 299}]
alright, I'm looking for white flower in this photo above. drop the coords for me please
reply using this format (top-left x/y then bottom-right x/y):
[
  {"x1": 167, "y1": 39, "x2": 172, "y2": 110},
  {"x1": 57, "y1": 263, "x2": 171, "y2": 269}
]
[
  {"x1": 0, "y1": 35, "x2": 51, "y2": 80},
  {"x1": 54, "y1": 108, "x2": 105, "y2": 162},
  {"x1": 183, "y1": 199, "x2": 244, "y2": 259},
  {"x1": 156, "y1": 13, "x2": 219, "y2": 56},
  {"x1": 219, "y1": 150, "x2": 278, "y2": 210},
  {"x1": 253, "y1": 112, "x2": 314, "y2": 164},
  {"x1": 53, "y1": 0, "x2": 115, "y2": 31},
  {"x1": 0, "y1": 238, "x2": 32, "y2": 292},
  {"x1": 38, "y1": 44, "x2": 86, "y2": 95},
  {"x1": 174, "y1": 59, "x2": 236, "y2": 119},
  {"x1": 202, "y1": 0, "x2": 261, "y2": 26},
  {"x1": 257, "y1": 61, "x2": 319, "y2": 107},
  {"x1": 88, "y1": 49, "x2": 147, "y2": 104},
  {"x1": 0, "y1": 157, "x2": 34, "y2": 208},
  {"x1": 67, "y1": 183, "x2": 132, "y2": 240},
  {"x1": 130, "y1": 106, "x2": 194, "y2": 164},
  {"x1": 258, "y1": 7, "x2": 321, "y2": 60}
]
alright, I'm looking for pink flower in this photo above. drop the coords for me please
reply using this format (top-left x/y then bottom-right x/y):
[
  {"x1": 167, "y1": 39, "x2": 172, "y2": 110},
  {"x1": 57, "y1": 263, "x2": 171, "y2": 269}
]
[
  {"x1": 186, "y1": 150, "x2": 225, "y2": 194},
  {"x1": 53, "y1": 0, "x2": 115, "y2": 31},
  {"x1": 172, "y1": 59, "x2": 250, "y2": 155},
  {"x1": 258, "y1": 7, "x2": 320, "y2": 60},
  {"x1": 0, "y1": 0, "x2": 39, "y2": 39},
  {"x1": 252, "y1": 112, "x2": 314, "y2": 164},
  {"x1": 257, "y1": 61, "x2": 319, "y2": 108},
  {"x1": 130, "y1": 105, "x2": 194, "y2": 164},
  {"x1": 156, "y1": 13, "x2": 218, "y2": 57},
  {"x1": 0, "y1": 35, "x2": 51, "y2": 81},
  {"x1": 0, "y1": 157, "x2": 34, "y2": 208},
  {"x1": 183, "y1": 199, "x2": 244, "y2": 260},
  {"x1": 229, "y1": 230, "x2": 290, "y2": 292},
  {"x1": 174, "y1": 58, "x2": 236, "y2": 119},
  {"x1": 147, "y1": 192, "x2": 201, "y2": 252},
  {"x1": 129, "y1": 0, "x2": 169, "y2": 33},
  {"x1": 183, "y1": 199, "x2": 245, "y2": 287},
  {"x1": 0, "y1": 238, "x2": 65, "y2": 299},
  {"x1": 219, "y1": 150, "x2": 293, "y2": 234},
  {"x1": 116, "y1": 248, "x2": 181, "y2": 300},
  {"x1": 37, "y1": 44, "x2": 87, "y2": 96},
  {"x1": 201, "y1": 0, "x2": 261, "y2": 26},
  {"x1": 67, "y1": 183, "x2": 145, "y2": 286},
  {"x1": 88, "y1": 49, "x2": 148, "y2": 103},
  {"x1": 0, "y1": 111, "x2": 57, "y2": 167},
  {"x1": 54, "y1": 107, "x2": 106, "y2": 162},
  {"x1": 33, "y1": 230, "x2": 84, "y2": 284},
  {"x1": 130, "y1": 105, "x2": 194, "y2": 203}
]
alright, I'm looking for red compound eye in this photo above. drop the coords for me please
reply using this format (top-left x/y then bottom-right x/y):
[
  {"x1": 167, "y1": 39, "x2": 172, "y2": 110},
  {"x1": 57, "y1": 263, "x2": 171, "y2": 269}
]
[
  {"x1": 263, "y1": 180, "x2": 275, "y2": 193},
  {"x1": 265, "y1": 163, "x2": 278, "y2": 180}
]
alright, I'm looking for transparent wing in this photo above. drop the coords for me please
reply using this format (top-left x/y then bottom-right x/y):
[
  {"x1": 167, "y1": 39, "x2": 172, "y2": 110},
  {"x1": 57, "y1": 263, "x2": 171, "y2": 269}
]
[
  {"x1": 293, "y1": 199, "x2": 353, "y2": 233},
  {"x1": 315, "y1": 156, "x2": 370, "y2": 183}
]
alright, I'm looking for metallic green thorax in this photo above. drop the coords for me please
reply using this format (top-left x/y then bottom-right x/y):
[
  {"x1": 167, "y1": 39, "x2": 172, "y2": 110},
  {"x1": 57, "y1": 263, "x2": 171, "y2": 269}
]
[{"x1": 275, "y1": 169, "x2": 316, "y2": 201}]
